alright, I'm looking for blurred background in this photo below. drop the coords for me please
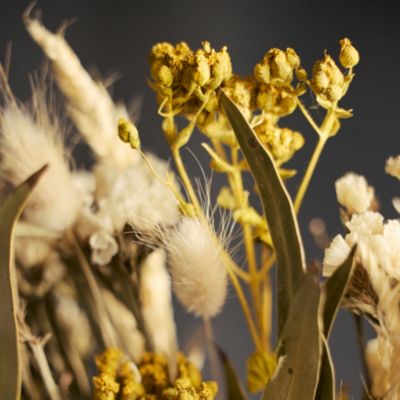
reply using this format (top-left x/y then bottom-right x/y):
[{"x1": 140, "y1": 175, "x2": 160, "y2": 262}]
[{"x1": 1, "y1": 0, "x2": 400, "y2": 397}]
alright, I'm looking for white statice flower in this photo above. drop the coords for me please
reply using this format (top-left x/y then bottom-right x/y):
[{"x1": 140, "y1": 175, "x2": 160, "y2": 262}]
[
  {"x1": 94, "y1": 155, "x2": 180, "y2": 233},
  {"x1": 24, "y1": 14, "x2": 139, "y2": 168},
  {"x1": 322, "y1": 211, "x2": 392, "y2": 300},
  {"x1": 385, "y1": 155, "x2": 400, "y2": 180},
  {"x1": 166, "y1": 216, "x2": 229, "y2": 319},
  {"x1": 89, "y1": 231, "x2": 118, "y2": 266},
  {"x1": 0, "y1": 103, "x2": 82, "y2": 233},
  {"x1": 335, "y1": 172, "x2": 375, "y2": 214}
]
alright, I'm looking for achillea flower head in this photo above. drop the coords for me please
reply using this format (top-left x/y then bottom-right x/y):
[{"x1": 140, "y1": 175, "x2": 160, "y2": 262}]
[
  {"x1": 166, "y1": 216, "x2": 229, "y2": 319},
  {"x1": 335, "y1": 172, "x2": 375, "y2": 214},
  {"x1": 0, "y1": 101, "x2": 82, "y2": 232}
]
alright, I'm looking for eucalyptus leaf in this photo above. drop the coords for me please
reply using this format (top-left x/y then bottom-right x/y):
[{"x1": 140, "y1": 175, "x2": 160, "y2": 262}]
[
  {"x1": 0, "y1": 166, "x2": 47, "y2": 400},
  {"x1": 220, "y1": 91, "x2": 306, "y2": 336},
  {"x1": 316, "y1": 247, "x2": 356, "y2": 399},
  {"x1": 262, "y1": 274, "x2": 322, "y2": 400},
  {"x1": 217, "y1": 346, "x2": 248, "y2": 400},
  {"x1": 323, "y1": 247, "x2": 356, "y2": 337},
  {"x1": 316, "y1": 339, "x2": 335, "y2": 400}
]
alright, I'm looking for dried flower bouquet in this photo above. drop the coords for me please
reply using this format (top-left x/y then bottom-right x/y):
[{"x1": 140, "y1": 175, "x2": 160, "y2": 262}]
[{"x1": 1, "y1": 8, "x2": 399, "y2": 400}]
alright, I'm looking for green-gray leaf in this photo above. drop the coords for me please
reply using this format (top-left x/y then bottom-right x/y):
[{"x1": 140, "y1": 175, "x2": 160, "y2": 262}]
[
  {"x1": 0, "y1": 166, "x2": 47, "y2": 400},
  {"x1": 323, "y1": 247, "x2": 356, "y2": 338},
  {"x1": 262, "y1": 274, "x2": 322, "y2": 400},
  {"x1": 316, "y1": 247, "x2": 356, "y2": 400},
  {"x1": 220, "y1": 91, "x2": 306, "y2": 336},
  {"x1": 217, "y1": 346, "x2": 248, "y2": 400}
]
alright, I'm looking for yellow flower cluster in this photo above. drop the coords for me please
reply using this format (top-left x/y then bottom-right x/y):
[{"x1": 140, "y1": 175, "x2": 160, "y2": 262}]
[
  {"x1": 92, "y1": 349, "x2": 217, "y2": 400},
  {"x1": 149, "y1": 41, "x2": 232, "y2": 115},
  {"x1": 311, "y1": 38, "x2": 358, "y2": 108}
]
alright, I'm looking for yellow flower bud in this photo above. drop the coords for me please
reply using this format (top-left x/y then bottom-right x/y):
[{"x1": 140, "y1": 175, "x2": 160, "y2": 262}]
[
  {"x1": 339, "y1": 38, "x2": 360, "y2": 68},
  {"x1": 295, "y1": 67, "x2": 307, "y2": 81},
  {"x1": 157, "y1": 65, "x2": 174, "y2": 87},
  {"x1": 193, "y1": 52, "x2": 211, "y2": 86},
  {"x1": 326, "y1": 84, "x2": 344, "y2": 102},
  {"x1": 268, "y1": 48, "x2": 293, "y2": 82},
  {"x1": 253, "y1": 63, "x2": 270, "y2": 84},
  {"x1": 256, "y1": 84, "x2": 278, "y2": 112},
  {"x1": 93, "y1": 373, "x2": 120, "y2": 400},
  {"x1": 285, "y1": 48, "x2": 301, "y2": 68},
  {"x1": 118, "y1": 118, "x2": 140, "y2": 149}
]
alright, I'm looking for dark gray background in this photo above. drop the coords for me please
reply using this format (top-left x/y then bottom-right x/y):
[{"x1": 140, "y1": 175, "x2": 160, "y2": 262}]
[{"x1": 2, "y1": 0, "x2": 400, "y2": 397}]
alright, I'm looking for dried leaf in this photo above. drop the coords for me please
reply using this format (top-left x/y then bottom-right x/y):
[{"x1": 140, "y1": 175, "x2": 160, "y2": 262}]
[
  {"x1": 220, "y1": 91, "x2": 306, "y2": 336},
  {"x1": 0, "y1": 166, "x2": 47, "y2": 400},
  {"x1": 262, "y1": 274, "x2": 323, "y2": 400},
  {"x1": 217, "y1": 346, "x2": 248, "y2": 400},
  {"x1": 316, "y1": 247, "x2": 356, "y2": 400}
]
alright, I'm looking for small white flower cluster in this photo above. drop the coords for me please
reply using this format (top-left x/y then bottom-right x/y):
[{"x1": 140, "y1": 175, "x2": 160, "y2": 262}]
[
  {"x1": 324, "y1": 172, "x2": 400, "y2": 399},
  {"x1": 2, "y1": 15, "x2": 180, "y2": 269},
  {"x1": 335, "y1": 172, "x2": 374, "y2": 214}
]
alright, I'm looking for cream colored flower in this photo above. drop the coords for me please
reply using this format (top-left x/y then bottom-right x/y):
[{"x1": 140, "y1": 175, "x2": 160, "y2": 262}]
[
  {"x1": 0, "y1": 103, "x2": 82, "y2": 232},
  {"x1": 25, "y1": 15, "x2": 139, "y2": 168},
  {"x1": 140, "y1": 249, "x2": 177, "y2": 378},
  {"x1": 335, "y1": 172, "x2": 374, "y2": 214},
  {"x1": 167, "y1": 217, "x2": 228, "y2": 319},
  {"x1": 95, "y1": 156, "x2": 180, "y2": 233},
  {"x1": 385, "y1": 155, "x2": 400, "y2": 180},
  {"x1": 89, "y1": 231, "x2": 118, "y2": 266},
  {"x1": 366, "y1": 336, "x2": 391, "y2": 398}
]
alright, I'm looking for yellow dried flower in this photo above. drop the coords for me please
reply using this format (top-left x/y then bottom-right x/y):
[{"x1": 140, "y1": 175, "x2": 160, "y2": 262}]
[
  {"x1": 95, "y1": 348, "x2": 123, "y2": 378},
  {"x1": 339, "y1": 38, "x2": 359, "y2": 69},
  {"x1": 177, "y1": 353, "x2": 202, "y2": 389},
  {"x1": 256, "y1": 84, "x2": 297, "y2": 116},
  {"x1": 246, "y1": 351, "x2": 276, "y2": 393},
  {"x1": 93, "y1": 373, "x2": 120, "y2": 400},
  {"x1": 120, "y1": 381, "x2": 145, "y2": 400},
  {"x1": 311, "y1": 54, "x2": 345, "y2": 103},
  {"x1": 223, "y1": 76, "x2": 256, "y2": 119},
  {"x1": 139, "y1": 353, "x2": 169, "y2": 395},
  {"x1": 255, "y1": 121, "x2": 304, "y2": 165},
  {"x1": 118, "y1": 117, "x2": 140, "y2": 149}
]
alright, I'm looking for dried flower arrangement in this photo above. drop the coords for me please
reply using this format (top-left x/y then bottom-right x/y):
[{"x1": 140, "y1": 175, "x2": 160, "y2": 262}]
[{"x1": 0, "y1": 7, "x2": 399, "y2": 400}]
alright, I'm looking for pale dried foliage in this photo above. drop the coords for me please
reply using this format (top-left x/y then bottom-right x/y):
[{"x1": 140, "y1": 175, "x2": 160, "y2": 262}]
[
  {"x1": 24, "y1": 14, "x2": 138, "y2": 167},
  {"x1": 0, "y1": 99, "x2": 82, "y2": 232},
  {"x1": 139, "y1": 249, "x2": 178, "y2": 376}
]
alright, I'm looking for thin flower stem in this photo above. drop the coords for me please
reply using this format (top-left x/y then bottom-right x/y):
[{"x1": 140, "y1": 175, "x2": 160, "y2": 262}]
[
  {"x1": 226, "y1": 265, "x2": 262, "y2": 351},
  {"x1": 204, "y1": 318, "x2": 220, "y2": 383},
  {"x1": 294, "y1": 108, "x2": 336, "y2": 213},
  {"x1": 171, "y1": 146, "x2": 202, "y2": 213},
  {"x1": 296, "y1": 99, "x2": 324, "y2": 136},
  {"x1": 294, "y1": 135, "x2": 328, "y2": 213},
  {"x1": 29, "y1": 341, "x2": 62, "y2": 400},
  {"x1": 67, "y1": 230, "x2": 118, "y2": 349},
  {"x1": 230, "y1": 147, "x2": 261, "y2": 326},
  {"x1": 261, "y1": 275, "x2": 272, "y2": 352}
]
